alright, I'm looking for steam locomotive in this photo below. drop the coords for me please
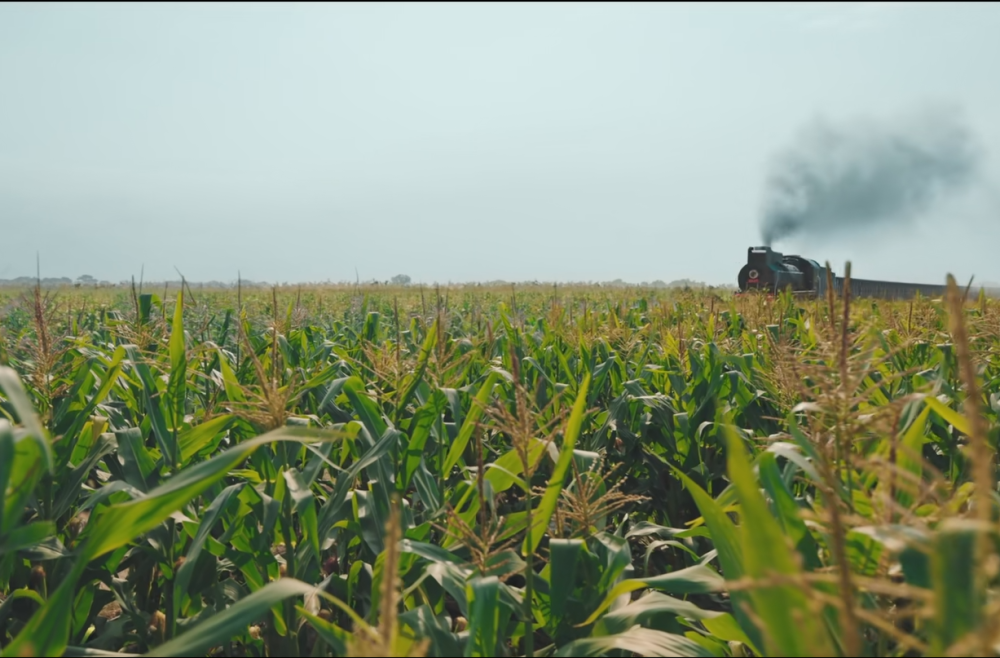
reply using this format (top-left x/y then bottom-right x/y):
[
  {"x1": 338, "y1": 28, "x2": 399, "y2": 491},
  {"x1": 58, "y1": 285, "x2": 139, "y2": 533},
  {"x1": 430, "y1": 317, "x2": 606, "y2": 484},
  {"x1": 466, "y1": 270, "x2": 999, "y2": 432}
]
[{"x1": 736, "y1": 246, "x2": 951, "y2": 300}]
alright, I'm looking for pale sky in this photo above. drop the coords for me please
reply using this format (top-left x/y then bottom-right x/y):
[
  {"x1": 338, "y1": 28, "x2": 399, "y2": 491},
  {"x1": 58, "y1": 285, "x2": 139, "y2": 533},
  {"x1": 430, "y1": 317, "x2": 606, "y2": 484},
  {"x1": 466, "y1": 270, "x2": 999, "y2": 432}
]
[{"x1": 2, "y1": 2, "x2": 1000, "y2": 286}]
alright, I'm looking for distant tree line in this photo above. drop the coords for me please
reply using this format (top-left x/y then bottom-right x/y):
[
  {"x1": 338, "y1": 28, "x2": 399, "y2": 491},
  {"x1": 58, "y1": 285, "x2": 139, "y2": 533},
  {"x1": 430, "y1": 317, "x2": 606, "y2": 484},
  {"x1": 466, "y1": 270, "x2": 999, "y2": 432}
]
[{"x1": 0, "y1": 273, "x2": 735, "y2": 290}]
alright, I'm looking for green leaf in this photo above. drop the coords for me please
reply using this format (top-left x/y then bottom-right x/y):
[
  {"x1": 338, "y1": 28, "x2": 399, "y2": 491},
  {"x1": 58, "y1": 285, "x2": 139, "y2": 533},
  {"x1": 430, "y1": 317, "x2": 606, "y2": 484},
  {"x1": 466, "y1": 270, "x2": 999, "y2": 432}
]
[
  {"x1": 484, "y1": 439, "x2": 546, "y2": 494},
  {"x1": 175, "y1": 483, "x2": 243, "y2": 602},
  {"x1": 923, "y1": 395, "x2": 971, "y2": 436},
  {"x1": 124, "y1": 346, "x2": 177, "y2": 469},
  {"x1": 178, "y1": 414, "x2": 235, "y2": 463},
  {"x1": 82, "y1": 438, "x2": 257, "y2": 562},
  {"x1": 115, "y1": 427, "x2": 155, "y2": 492},
  {"x1": 929, "y1": 519, "x2": 988, "y2": 653},
  {"x1": 555, "y1": 625, "x2": 716, "y2": 657},
  {"x1": 465, "y1": 576, "x2": 500, "y2": 658},
  {"x1": 593, "y1": 591, "x2": 724, "y2": 636},
  {"x1": 0, "y1": 558, "x2": 87, "y2": 658},
  {"x1": 299, "y1": 607, "x2": 351, "y2": 655},
  {"x1": 701, "y1": 613, "x2": 759, "y2": 654},
  {"x1": 548, "y1": 539, "x2": 583, "y2": 625},
  {"x1": 138, "y1": 293, "x2": 155, "y2": 324},
  {"x1": 168, "y1": 286, "x2": 187, "y2": 434},
  {"x1": 217, "y1": 348, "x2": 245, "y2": 403},
  {"x1": 525, "y1": 372, "x2": 590, "y2": 555},
  {"x1": 721, "y1": 427, "x2": 834, "y2": 656},
  {"x1": 2, "y1": 427, "x2": 336, "y2": 658},
  {"x1": 0, "y1": 366, "x2": 53, "y2": 473},
  {"x1": 284, "y1": 468, "x2": 320, "y2": 562},
  {"x1": 580, "y1": 562, "x2": 725, "y2": 626},
  {"x1": 1, "y1": 422, "x2": 47, "y2": 538},
  {"x1": 343, "y1": 376, "x2": 389, "y2": 445},
  {"x1": 147, "y1": 579, "x2": 320, "y2": 657},
  {"x1": 757, "y1": 451, "x2": 821, "y2": 570},
  {"x1": 398, "y1": 605, "x2": 463, "y2": 657},
  {"x1": 0, "y1": 422, "x2": 16, "y2": 536},
  {"x1": 670, "y1": 469, "x2": 744, "y2": 581},
  {"x1": 318, "y1": 422, "x2": 400, "y2": 538},
  {"x1": 0, "y1": 588, "x2": 45, "y2": 629},
  {"x1": 401, "y1": 538, "x2": 464, "y2": 565},
  {"x1": 671, "y1": 454, "x2": 760, "y2": 655},
  {"x1": 444, "y1": 372, "x2": 499, "y2": 475},
  {"x1": 59, "y1": 347, "x2": 126, "y2": 468},
  {"x1": 412, "y1": 457, "x2": 443, "y2": 514},
  {"x1": 1, "y1": 521, "x2": 57, "y2": 556},
  {"x1": 403, "y1": 393, "x2": 445, "y2": 491},
  {"x1": 899, "y1": 405, "x2": 930, "y2": 487},
  {"x1": 396, "y1": 319, "x2": 437, "y2": 417},
  {"x1": 55, "y1": 432, "x2": 118, "y2": 521}
]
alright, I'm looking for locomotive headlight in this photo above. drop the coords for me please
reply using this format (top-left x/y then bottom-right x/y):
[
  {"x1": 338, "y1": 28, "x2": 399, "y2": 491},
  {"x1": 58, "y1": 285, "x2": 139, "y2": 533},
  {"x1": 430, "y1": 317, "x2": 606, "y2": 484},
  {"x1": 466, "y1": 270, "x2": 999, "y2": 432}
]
[{"x1": 748, "y1": 269, "x2": 759, "y2": 280}]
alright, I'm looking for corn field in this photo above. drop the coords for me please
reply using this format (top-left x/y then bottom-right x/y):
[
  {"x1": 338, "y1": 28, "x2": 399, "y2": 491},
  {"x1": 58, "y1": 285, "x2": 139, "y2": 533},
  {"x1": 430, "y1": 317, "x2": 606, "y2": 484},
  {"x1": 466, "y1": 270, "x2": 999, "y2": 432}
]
[{"x1": 0, "y1": 278, "x2": 997, "y2": 657}]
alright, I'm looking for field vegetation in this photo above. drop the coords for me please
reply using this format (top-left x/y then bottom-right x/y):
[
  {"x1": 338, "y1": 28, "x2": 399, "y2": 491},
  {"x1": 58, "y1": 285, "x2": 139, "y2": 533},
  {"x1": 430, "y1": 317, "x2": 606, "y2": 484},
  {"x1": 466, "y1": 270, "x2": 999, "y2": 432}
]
[{"x1": 0, "y1": 277, "x2": 997, "y2": 657}]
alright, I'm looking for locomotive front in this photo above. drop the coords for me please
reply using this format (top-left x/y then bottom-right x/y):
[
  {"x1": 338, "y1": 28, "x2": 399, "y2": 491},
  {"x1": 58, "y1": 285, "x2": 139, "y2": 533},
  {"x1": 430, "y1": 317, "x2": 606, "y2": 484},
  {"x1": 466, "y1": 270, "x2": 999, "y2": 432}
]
[{"x1": 737, "y1": 246, "x2": 806, "y2": 293}]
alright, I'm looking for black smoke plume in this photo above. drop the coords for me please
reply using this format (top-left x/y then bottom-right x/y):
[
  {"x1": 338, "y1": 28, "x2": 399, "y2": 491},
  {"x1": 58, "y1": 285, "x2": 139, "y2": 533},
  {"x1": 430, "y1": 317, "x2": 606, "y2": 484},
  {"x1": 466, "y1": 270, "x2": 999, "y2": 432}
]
[{"x1": 760, "y1": 108, "x2": 982, "y2": 246}]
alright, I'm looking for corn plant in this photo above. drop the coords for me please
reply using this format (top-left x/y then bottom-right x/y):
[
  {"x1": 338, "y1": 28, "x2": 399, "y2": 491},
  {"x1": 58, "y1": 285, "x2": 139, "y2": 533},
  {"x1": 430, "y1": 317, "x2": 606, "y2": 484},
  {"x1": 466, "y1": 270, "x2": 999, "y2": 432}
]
[{"x1": 0, "y1": 277, "x2": 997, "y2": 657}]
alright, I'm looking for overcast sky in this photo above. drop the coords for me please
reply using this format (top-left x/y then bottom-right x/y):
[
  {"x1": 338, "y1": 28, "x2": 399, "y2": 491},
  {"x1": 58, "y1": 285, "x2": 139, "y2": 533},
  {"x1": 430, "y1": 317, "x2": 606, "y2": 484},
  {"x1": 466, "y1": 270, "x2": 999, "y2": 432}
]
[{"x1": 2, "y1": 2, "x2": 1000, "y2": 285}]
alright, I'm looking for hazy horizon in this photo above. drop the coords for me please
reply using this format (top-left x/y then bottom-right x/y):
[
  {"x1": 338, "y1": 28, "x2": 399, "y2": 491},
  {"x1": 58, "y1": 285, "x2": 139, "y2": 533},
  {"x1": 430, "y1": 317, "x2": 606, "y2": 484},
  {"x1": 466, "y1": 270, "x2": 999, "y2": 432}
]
[{"x1": 3, "y1": 3, "x2": 1000, "y2": 287}]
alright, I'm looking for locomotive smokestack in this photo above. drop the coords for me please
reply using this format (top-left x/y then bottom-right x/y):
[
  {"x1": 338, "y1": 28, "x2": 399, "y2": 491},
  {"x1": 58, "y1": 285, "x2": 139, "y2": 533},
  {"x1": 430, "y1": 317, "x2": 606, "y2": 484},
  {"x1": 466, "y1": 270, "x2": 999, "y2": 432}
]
[{"x1": 759, "y1": 107, "x2": 982, "y2": 245}]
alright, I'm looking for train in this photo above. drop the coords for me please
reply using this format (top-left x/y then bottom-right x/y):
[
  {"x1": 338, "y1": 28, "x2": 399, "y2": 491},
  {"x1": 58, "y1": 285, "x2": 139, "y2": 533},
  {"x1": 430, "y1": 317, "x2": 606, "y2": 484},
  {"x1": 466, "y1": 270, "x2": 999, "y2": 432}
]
[{"x1": 736, "y1": 246, "x2": 954, "y2": 300}]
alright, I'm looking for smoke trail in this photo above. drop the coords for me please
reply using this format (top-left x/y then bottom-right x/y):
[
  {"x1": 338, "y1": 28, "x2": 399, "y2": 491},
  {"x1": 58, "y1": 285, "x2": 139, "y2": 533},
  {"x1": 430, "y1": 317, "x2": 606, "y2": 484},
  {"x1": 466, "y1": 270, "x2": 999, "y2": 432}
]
[{"x1": 760, "y1": 108, "x2": 982, "y2": 246}]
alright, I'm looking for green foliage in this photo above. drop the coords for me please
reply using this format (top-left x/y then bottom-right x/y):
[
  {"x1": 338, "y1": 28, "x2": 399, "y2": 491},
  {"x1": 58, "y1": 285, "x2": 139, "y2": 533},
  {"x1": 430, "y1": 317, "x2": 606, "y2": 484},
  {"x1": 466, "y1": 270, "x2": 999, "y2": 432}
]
[{"x1": 0, "y1": 282, "x2": 997, "y2": 656}]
